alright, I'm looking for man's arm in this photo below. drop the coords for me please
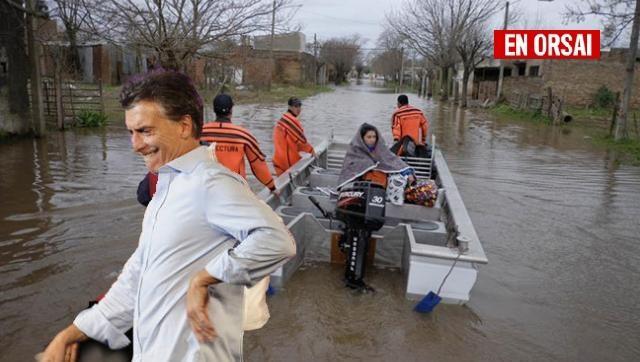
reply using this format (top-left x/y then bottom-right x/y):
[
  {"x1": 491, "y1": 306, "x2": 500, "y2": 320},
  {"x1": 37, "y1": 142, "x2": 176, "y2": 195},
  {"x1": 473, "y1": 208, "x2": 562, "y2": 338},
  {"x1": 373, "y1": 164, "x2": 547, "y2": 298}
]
[
  {"x1": 421, "y1": 115, "x2": 428, "y2": 144},
  {"x1": 202, "y1": 171, "x2": 296, "y2": 285},
  {"x1": 73, "y1": 245, "x2": 143, "y2": 349},
  {"x1": 41, "y1": 324, "x2": 87, "y2": 362},
  {"x1": 392, "y1": 116, "x2": 402, "y2": 142},
  {"x1": 246, "y1": 145, "x2": 276, "y2": 191}
]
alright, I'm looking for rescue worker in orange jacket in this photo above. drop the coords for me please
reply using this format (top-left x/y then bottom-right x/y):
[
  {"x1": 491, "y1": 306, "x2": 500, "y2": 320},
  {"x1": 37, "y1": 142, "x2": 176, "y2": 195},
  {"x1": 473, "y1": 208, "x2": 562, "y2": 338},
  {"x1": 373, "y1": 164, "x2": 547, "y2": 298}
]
[
  {"x1": 272, "y1": 97, "x2": 315, "y2": 176},
  {"x1": 391, "y1": 94, "x2": 429, "y2": 153},
  {"x1": 200, "y1": 94, "x2": 276, "y2": 191}
]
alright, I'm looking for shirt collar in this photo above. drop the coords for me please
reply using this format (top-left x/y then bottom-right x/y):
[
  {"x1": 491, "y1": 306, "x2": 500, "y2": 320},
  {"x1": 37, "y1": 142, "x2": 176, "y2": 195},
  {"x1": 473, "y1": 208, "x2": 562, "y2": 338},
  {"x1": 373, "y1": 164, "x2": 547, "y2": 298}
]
[{"x1": 161, "y1": 146, "x2": 209, "y2": 174}]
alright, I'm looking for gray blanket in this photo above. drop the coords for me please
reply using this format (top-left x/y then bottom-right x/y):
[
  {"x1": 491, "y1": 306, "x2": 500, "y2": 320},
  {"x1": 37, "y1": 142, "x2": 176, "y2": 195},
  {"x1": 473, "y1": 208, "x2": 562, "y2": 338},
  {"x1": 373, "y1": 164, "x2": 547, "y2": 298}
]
[{"x1": 337, "y1": 123, "x2": 411, "y2": 189}]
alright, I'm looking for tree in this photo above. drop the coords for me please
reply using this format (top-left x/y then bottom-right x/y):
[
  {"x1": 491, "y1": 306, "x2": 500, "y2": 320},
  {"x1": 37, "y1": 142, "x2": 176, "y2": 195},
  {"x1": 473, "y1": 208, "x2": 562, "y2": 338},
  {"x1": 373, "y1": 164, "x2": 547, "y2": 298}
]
[
  {"x1": 84, "y1": 0, "x2": 296, "y2": 70},
  {"x1": 456, "y1": 23, "x2": 491, "y2": 107},
  {"x1": 51, "y1": 0, "x2": 90, "y2": 76},
  {"x1": 370, "y1": 28, "x2": 405, "y2": 83},
  {"x1": 388, "y1": 0, "x2": 500, "y2": 100},
  {"x1": 320, "y1": 36, "x2": 362, "y2": 85},
  {"x1": 565, "y1": 0, "x2": 640, "y2": 141}
]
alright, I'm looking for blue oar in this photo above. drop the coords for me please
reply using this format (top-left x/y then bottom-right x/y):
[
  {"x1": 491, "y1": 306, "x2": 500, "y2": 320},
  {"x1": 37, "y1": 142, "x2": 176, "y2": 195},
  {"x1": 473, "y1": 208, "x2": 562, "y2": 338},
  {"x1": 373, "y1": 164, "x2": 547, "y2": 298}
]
[{"x1": 415, "y1": 250, "x2": 463, "y2": 313}]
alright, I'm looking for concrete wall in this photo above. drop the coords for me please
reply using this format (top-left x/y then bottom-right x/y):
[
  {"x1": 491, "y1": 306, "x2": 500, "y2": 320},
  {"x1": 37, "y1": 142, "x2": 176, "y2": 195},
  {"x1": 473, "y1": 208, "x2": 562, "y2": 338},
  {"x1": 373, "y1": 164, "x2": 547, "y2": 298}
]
[
  {"x1": 243, "y1": 49, "x2": 316, "y2": 86},
  {"x1": 254, "y1": 32, "x2": 306, "y2": 53}
]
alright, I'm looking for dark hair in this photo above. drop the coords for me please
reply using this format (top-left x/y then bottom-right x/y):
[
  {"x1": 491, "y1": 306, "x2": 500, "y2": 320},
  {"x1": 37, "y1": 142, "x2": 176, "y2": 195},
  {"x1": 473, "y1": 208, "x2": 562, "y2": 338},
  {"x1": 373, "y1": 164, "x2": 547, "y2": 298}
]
[
  {"x1": 120, "y1": 69, "x2": 203, "y2": 138},
  {"x1": 288, "y1": 97, "x2": 302, "y2": 107},
  {"x1": 213, "y1": 94, "x2": 234, "y2": 116},
  {"x1": 397, "y1": 94, "x2": 409, "y2": 105},
  {"x1": 360, "y1": 123, "x2": 378, "y2": 139}
]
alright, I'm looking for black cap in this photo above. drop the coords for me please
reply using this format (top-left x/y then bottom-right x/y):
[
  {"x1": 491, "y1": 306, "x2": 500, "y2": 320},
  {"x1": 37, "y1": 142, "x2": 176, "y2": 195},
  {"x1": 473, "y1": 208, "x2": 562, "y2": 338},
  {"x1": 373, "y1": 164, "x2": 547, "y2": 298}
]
[
  {"x1": 288, "y1": 97, "x2": 302, "y2": 107},
  {"x1": 213, "y1": 94, "x2": 234, "y2": 115},
  {"x1": 397, "y1": 94, "x2": 409, "y2": 105}
]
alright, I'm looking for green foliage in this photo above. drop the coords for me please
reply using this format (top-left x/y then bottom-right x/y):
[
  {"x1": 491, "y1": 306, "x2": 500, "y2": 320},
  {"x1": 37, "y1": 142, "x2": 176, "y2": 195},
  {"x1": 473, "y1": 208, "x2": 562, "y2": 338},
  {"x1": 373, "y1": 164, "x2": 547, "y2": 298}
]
[
  {"x1": 75, "y1": 110, "x2": 108, "y2": 127},
  {"x1": 593, "y1": 86, "x2": 616, "y2": 108},
  {"x1": 490, "y1": 103, "x2": 550, "y2": 124},
  {"x1": 592, "y1": 135, "x2": 640, "y2": 165}
]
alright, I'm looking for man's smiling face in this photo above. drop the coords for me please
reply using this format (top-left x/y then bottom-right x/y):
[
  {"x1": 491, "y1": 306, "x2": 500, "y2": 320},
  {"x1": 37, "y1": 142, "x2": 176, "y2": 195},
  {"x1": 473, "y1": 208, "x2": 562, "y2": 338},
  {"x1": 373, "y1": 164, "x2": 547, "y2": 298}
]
[{"x1": 126, "y1": 100, "x2": 190, "y2": 173}]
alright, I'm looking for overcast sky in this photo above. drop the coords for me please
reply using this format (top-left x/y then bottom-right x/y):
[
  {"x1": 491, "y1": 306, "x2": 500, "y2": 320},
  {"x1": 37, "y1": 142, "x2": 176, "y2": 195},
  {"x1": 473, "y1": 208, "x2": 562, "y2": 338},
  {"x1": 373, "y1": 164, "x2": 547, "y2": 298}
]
[{"x1": 294, "y1": 0, "x2": 603, "y2": 48}]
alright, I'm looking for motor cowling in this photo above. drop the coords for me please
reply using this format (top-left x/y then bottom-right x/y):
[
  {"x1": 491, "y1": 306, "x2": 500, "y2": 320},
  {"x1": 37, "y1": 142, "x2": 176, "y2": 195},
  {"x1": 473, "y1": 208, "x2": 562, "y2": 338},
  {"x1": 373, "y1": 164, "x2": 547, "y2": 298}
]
[{"x1": 335, "y1": 181, "x2": 386, "y2": 231}]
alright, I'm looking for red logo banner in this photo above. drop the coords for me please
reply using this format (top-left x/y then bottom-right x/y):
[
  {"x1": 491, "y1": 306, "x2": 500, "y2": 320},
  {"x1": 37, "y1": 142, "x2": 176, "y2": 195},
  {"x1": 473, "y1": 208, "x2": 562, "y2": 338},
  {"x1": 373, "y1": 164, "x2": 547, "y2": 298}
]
[{"x1": 494, "y1": 30, "x2": 600, "y2": 60}]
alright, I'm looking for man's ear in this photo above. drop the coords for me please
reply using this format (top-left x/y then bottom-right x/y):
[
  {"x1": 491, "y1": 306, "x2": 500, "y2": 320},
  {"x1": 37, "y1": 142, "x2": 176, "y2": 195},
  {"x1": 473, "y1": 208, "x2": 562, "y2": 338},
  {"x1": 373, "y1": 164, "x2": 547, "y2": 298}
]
[{"x1": 179, "y1": 115, "x2": 194, "y2": 138}]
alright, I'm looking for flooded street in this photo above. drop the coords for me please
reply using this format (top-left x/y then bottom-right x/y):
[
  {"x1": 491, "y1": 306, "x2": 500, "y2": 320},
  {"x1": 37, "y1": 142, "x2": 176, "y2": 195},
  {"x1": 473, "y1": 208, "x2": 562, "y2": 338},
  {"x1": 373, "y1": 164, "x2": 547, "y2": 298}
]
[{"x1": 1, "y1": 81, "x2": 639, "y2": 361}]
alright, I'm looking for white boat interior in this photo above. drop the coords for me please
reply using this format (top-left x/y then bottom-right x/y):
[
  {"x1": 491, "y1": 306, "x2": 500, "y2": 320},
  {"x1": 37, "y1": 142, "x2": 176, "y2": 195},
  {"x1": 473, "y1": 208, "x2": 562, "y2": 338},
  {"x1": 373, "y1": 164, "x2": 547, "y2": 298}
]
[{"x1": 256, "y1": 137, "x2": 488, "y2": 304}]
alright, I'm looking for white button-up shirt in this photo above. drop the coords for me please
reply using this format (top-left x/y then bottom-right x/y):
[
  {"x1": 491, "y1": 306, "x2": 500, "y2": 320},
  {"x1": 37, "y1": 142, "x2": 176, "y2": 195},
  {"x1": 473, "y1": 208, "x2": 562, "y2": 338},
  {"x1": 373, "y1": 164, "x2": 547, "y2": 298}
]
[{"x1": 74, "y1": 146, "x2": 296, "y2": 361}]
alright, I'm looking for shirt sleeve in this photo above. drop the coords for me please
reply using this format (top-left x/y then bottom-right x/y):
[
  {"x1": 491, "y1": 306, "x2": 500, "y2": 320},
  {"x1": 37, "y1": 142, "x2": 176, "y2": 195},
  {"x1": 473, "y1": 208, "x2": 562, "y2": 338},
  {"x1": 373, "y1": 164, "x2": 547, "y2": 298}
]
[
  {"x1": 73, "y1": 245, "x2": 143, "y2": 349},
  {"x1": 203, "y1": 171, "x2": 296, "y2": 285}
]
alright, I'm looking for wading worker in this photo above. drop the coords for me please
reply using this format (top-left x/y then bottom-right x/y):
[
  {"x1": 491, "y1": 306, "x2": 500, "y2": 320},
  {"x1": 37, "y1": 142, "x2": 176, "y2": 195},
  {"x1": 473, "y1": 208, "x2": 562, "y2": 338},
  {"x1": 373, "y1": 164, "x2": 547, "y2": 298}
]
[
  {"x1": 390, "y1": 94, "x2": 429, "y2": 157},
  {"x1": 272, "y1": 97, "x2": 315, "y2": 176},
  {"x1": 41, "y1": 70, "x2": 296, "y2": 361},
  {"x1": 200, "y1": 94, "x2": 276, "y2": 192}
]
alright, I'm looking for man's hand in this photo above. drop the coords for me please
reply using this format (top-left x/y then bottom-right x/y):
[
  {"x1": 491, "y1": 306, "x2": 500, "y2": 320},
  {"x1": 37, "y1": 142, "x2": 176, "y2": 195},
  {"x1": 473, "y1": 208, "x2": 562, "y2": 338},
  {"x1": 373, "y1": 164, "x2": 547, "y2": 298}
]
[
  {"x1": 187, "y1": 270, "x2": 220, "y2": 342},
  {"x1": 40, "y1": 325, "x2": 87, "y2": 362}
]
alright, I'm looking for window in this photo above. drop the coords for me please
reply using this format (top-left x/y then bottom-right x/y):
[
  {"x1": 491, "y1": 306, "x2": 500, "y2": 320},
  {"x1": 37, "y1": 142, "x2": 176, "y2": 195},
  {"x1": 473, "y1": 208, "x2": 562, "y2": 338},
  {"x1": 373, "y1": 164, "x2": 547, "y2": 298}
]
[
  {"x1": 516, "y1": 62, "x2": 526, "y2": 76},
  {"x1": 529, "y1": 66, "x2": 540, "y2": 77}
]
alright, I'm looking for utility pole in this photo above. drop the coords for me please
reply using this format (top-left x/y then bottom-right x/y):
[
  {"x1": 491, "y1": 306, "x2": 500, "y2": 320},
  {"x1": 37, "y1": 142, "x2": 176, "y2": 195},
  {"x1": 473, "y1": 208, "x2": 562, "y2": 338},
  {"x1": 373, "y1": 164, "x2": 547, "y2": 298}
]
[
  {"x1": 496, "y1": 1, "x2": 509, "y2": 101},
  {"x1": 410, "y1": 51, "x2": 415, "y2": 90},
  {"x1": 26, "y1": 0, "x2": 45, "y2": 136},
  {"x1": 398, "y1": 47, "x2": 405, "y2": 93},
  {"x1": 615, "y1": 0, "x2": 640, "y2": 140},
  {"x1": 268, "y1": 0, "x2": 276, "y2": 91},
  {"x1": 313, "y1": 33, "x2": 318, "y2": 85}
]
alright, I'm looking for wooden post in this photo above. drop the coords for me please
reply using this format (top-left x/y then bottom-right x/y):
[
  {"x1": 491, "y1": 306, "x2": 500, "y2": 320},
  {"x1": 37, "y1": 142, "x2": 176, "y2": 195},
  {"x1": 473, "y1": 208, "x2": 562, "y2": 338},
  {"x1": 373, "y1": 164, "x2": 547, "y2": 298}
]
[
  {"x1": 68, "y1": 81, "x2": 75, "y2": 125},
  {"x1": 54, "y1": 65, "x2": 64, "y2": 130},
  {"x1": 609, "y1": 92, "x2": 621, "y2": 136},
  {"x1": 26, "y1": 0, "x2": 45, "y2": 136},
  {"x1": 99, "y1": 79, "x2": 105, "y2": 115},
  {"x1": 546, "y1": 87, "x2": 553, "y2": 118}
]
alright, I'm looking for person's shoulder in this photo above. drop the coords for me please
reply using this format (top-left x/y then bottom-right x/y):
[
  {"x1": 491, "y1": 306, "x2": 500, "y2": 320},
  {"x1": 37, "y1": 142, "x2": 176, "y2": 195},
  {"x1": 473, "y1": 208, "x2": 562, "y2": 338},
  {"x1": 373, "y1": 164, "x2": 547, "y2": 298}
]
[{"x1": 197, "y1": 159, "x2": 247, "y2": 186}]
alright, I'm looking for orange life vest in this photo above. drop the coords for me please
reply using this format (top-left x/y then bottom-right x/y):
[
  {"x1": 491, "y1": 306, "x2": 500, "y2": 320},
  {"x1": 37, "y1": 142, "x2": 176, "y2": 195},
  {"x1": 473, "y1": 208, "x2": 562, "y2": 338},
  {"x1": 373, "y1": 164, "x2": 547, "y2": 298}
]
[
  {"x1": 272, "y1": 112, "x2": 314, "y2": 176},
  {"x1": 200, "y1": 121, "x2": 275, "y2": 191},
  {"x1": 391, "y1": 105, "x2": 429, "y2": 146},
  {"x1": 362, "y1": 170, "x2": 388, "y2": 188}
]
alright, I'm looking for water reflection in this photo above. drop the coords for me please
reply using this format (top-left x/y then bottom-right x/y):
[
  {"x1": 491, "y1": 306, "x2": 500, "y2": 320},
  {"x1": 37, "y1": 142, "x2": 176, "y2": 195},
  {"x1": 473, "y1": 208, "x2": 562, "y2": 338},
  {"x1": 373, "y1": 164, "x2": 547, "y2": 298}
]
[{"x1": 0, "y1": 81, "x2": 639, "y2": 361}]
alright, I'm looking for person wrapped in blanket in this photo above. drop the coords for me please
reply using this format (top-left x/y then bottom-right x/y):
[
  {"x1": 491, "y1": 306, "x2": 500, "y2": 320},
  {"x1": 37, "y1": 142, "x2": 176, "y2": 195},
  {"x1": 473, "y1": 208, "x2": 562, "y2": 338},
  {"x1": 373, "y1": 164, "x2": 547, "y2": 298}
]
[{"x1": 337, "y1": 123, "x2": 415, "y2": 204}]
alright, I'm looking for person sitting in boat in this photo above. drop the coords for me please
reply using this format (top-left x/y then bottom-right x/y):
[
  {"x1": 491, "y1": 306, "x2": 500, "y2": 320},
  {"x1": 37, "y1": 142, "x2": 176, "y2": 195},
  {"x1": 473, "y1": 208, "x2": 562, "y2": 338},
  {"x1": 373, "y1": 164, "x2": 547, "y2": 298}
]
[
  {"x1": 389, "y1": 94, "x2": 430, "y2": 158},
  {"x1": 337, "y1": 123, "x2": 415, "y2": 192}
]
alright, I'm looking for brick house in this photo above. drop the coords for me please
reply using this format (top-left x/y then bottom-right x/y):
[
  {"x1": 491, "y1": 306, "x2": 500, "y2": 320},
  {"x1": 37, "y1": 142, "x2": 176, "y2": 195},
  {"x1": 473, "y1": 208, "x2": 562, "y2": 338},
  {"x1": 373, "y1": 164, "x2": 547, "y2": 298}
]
[{"x1": 469, "y1": 49, "x2": 640, "y2": 107}]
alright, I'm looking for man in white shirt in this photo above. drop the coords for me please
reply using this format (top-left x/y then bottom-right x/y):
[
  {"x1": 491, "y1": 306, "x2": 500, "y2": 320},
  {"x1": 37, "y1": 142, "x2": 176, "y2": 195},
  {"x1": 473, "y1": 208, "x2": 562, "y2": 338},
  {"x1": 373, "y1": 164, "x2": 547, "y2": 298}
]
[{"x1": 41, "y1": 70, "x2": 296, "y2": 361}]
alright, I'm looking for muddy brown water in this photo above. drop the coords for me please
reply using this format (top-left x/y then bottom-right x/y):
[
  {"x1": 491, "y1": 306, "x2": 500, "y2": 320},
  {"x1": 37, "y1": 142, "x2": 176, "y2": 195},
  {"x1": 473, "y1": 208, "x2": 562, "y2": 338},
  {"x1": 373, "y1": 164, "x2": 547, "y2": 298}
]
[{"x1": 1, "y1": 82, "x2": 639, "y2": 361}]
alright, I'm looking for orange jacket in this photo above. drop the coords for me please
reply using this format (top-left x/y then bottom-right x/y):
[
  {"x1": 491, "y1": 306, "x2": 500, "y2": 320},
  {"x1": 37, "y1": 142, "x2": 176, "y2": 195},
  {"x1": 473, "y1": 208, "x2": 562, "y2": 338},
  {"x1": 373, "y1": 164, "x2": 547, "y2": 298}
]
[
  {"x1": 200, "y1": 121, "x2": 275, "y2": 191},
  {"x1": 272, "y1": 112, "x2": 314, "y2": 176},
  {"x1": 392, "y1": 105, "x2": 429, "y2": 145},
  {"x1": 362, "y1": 170, "x2": 388, "y2": 188}
]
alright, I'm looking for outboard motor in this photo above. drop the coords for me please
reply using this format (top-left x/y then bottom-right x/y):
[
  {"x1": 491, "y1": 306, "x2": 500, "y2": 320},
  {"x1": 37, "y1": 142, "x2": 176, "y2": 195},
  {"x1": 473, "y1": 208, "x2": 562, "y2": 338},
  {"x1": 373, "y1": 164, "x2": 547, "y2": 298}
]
[{"x1": 334, "y1": 181, "x2": 386, "y2": 290}]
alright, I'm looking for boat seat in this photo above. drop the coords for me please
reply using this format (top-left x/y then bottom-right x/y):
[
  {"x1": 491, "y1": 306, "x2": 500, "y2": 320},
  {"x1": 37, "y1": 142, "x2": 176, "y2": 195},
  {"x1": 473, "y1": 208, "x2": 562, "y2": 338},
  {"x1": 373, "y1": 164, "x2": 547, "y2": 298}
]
[{"x1": 308, "y1": 168, "x2": 340, "y2": 188}]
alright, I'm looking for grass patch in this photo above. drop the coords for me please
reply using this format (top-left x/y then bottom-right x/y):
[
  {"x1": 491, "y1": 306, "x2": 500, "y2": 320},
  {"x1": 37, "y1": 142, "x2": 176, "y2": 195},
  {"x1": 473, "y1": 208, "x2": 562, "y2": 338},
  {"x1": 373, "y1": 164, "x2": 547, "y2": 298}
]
[
  {"x1": 74, "y1": 110, "x2": 108, "y2": 127},
  {"x1": 489, "y1": 103, "x2": 551, "y2": 124},
  {"x1": 200, "y1": 83, "x2": 333, "y2": 106},
  {"x1": 565, "y1": 106, "x2": 612, "y2": 121},
  {"x1": 591, "y1": 135, "x2": 640, "y2": 164}
]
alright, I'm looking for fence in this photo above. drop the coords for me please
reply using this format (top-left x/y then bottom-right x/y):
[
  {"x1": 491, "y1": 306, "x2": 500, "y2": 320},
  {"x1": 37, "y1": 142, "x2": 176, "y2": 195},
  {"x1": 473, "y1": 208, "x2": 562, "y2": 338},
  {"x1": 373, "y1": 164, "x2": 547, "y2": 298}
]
[
  {"x1": 41, "y1": 78, "x2": 104, "y2": 128},
  {"x1": 507, "y1": 88, "x2": 572, "y2": 124}
]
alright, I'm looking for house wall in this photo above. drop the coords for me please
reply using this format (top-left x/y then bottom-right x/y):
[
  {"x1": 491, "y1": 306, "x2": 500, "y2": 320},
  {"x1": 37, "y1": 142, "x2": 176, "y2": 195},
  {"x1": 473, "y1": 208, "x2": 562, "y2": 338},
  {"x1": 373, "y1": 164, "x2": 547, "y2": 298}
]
[
  {"x1": 243, "y1": 49, "x2": 316, "y2": 86},
  {"x1": 543, "y1": 54, "x2": 640, "y2": 107}
]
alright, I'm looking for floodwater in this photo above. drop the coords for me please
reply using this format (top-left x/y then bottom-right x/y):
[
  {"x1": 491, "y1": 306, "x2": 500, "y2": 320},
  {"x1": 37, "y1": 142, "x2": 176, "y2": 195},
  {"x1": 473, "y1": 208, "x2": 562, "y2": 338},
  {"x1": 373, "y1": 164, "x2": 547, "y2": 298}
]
[{"x1": 1, "y1": 81, "x2": 639, "y2": 361}]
